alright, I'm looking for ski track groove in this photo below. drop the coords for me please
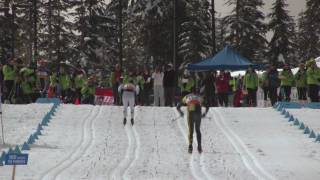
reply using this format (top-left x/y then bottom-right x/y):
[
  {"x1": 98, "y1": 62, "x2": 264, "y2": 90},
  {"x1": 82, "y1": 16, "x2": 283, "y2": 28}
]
[
  {"x1": 110, "y1": 107, "x2": 139, "y2": 180},
  {"x1": 174, "y1": 108, "x2": 214, "y2": 180},
  {"x1": 123, "y1": 107, "x2": 141, "y2": 180},
  {"x1": 40, "y1": 105, "x2": 101, "y2": 180},
  {"x1": 211, "y1": 108, "x2": 276, "y2": 180}
]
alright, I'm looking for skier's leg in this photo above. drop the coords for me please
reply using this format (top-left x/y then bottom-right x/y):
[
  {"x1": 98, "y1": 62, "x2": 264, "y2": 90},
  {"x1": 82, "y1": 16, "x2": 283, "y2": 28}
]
[
  {"x1": 123, "y1": 94, "x2": 128, "y2": 118},
  {"x1": 195, "y1": 113, "x2": 202, "y2": 152},
  {"x1": 188, "y1": 112, "x2": 194, "y2": 146},
  {"x1": 129, "y1": 93, "x2": 135, "y2": 125}
]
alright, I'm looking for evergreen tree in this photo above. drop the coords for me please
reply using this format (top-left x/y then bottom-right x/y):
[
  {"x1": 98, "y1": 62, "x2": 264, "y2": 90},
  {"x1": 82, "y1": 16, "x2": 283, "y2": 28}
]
[
  {"x1": 38, "y1": 0, "x2": 75, "y2": 65},
  {"x1": 268, "y1": 0, "x2": 296, "y2": 65},
  {"x1": 72, "y1": 0, "x2": 113, "y2": 68},
  {"x1": 0, "y1": 1, "x2": 12, "y2": 62},
  {"x1": 224, "y1": 0, "x2": 268, "y2": 63},
  {"x1": 178, "y1": 0, "x2": 211, "y2": 66},
  {"x1": 297, "y1": 0, "x2": 320, "y2": 61}
]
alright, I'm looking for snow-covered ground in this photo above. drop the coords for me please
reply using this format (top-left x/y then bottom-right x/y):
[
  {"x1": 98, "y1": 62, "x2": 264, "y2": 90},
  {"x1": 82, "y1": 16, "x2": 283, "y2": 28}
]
[{"x1": 1, "y1": 104, "x2": 320, "y2": 180}]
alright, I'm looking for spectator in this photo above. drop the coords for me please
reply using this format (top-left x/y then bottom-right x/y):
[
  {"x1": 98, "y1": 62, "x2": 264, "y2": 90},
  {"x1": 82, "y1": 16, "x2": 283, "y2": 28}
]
[
  {"x1": 81, "y1": 75, "x2": 96, "y2": 104},
  {"x1": 279, "y1": 64, "x2": 294, "y2": 102},
  {"x1": 152, "y1": 66, "x2": 164, "y2": 106},
  {"x1": 142, "y1": 67, "x2": 152, "y2": 106},
  {"x1": 266, "y1": 64, "x2": 280, "y2": 106},
  {"x1": 243, "y1": 65, "x2": 259, "y2": 106},
  {"x1": 178, "y1": 70, "x2": 195, "y2": 97},
  {"x1": 59, "y1": 67, "x2": 71, "y2": 103},
  {"x1": 163, "y1": 63, "x2": 176, "y2": 107},
  {"x1": 74, "y1": 70, "x2": 86, "y2": 103},
  {"x1": 110, "y1": 64, "x2": 122, "y2": 105},
  {"x1": 306, "y1": 60, "x2": 320, "y2": 102},
  {"x1": 2, "y1": 59, "x2": 17, "y2": 103},
  {"x1": 260, "y1": 68, "x2": 269, "y2": 105},
  {"x1": 215, "y1": 70, "x2": 230, "y2": 107},
  {"x1": 37, "y1": 59, "x2": 49, "y2": 97},
  {"x1": 135, "y1": 71, "x2": 145, "y2": 105},
  {"x1": 294, "y1": 63, "x2": 307, "y2": 104},
  {"x1": 202, "y1": 71, "x2": 216, "y2": 107}
]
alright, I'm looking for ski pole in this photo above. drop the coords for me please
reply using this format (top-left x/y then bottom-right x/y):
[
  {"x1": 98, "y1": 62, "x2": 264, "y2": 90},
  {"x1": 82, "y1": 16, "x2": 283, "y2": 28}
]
[{"x1": 172, "y1": 116, "x2": 182, "y2": 122}]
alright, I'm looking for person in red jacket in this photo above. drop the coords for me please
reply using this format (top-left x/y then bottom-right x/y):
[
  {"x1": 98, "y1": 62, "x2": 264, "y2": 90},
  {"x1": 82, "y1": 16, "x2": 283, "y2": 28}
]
[{"x1": 215, "y1": 70, "x2": 230, "y2": 107}]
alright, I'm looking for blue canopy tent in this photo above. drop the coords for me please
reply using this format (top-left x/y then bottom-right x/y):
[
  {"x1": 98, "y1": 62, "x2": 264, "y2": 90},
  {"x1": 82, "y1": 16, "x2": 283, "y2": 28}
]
[{"x1": 187, "y1": 46, "x2": 261, "y2": 71}]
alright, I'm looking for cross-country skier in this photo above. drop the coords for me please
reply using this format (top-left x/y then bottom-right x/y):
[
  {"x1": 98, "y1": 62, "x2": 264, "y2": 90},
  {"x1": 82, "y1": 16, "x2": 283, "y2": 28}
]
[
  {"x1": 177, "y1": 87, "x2": 209, "y2": 153},
  {"x1": 118, "y1": 79, "x2": 139, "y2": 125}
]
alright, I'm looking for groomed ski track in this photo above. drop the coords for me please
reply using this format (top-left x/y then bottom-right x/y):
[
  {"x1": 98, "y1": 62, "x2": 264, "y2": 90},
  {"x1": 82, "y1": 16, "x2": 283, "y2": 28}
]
[
  {"x1": 210, "y1": 109, "x2": 275, "y2": 180},
  {"x1": 2, "y1": 105, "x2": 320, "y2": 180}
]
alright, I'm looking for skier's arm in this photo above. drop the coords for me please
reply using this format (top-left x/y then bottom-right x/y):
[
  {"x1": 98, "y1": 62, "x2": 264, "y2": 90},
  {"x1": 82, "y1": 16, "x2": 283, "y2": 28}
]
[
  {"x1": 135, "y1": 85, "x2": 140, "y2": 95},
  {"x1": 118, "y1": 84, "x2": 123, "y2": 93},
  {"x1": 201, "y1": 97, "x2": 209, "y2": 118},
  {"x1": 176, "y1": 96, "x2": 186, "y2": 117}
]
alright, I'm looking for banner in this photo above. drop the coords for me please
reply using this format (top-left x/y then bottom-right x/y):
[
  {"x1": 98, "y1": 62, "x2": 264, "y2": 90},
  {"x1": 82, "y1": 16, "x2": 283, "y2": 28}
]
[{"x1": 94, "y1": 88, "x2": 114, "y2": 105}]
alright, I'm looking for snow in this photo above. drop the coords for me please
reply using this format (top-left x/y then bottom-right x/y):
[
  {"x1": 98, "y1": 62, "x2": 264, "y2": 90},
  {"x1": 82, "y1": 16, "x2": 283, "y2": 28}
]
[{"x1": 1, "y1": 105, "x2": 320, "y2": 179}]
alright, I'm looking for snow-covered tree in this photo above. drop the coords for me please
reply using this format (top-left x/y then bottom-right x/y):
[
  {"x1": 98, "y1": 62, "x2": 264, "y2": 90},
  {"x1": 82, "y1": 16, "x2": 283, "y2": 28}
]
[
  {"x1": 268, "y1": 0, "x2": 296, "y2": 65},
  {"x1": 178, "y1": 0, "x2": 211, "y2": 66},
  {"x1": 38, "y1": 0, "x2": 75, "y2": 65},
  {"x1": 224, "y1": 0, "x2": 268, "y2": 63},
  {"x1": 297, "y1": 0, "x2": 320, "y2": 61},
  {"x1": 71, "y1": 0, "x2": 113, "y2": 68}
]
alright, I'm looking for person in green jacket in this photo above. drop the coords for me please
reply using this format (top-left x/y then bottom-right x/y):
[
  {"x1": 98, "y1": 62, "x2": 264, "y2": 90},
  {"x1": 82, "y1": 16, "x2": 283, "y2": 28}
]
[
  {"x1": 74, "y1": 70, "x2": 86, "y2": 103},
  {"x1": 294, "y1": 63, "x2": 307, "y2": 103},
  {"x1": 279, "y1": 64, "x2": 294, "y2": 102},
  {"x1": 59, "y1": 67, "x2": 71, "y2": 102},
  {"x1": 243, "y1": 65, "x2": 259, "y2": 106},
  {"x1": 20, "y1": 74, "x2": 34, "y2": 104},
  {"x1": 81, "y1": 75, "x2": 96, "y2": 104},
  {"x1": 179, "y1": 71, "x2": 195, "y2": 97},
  {"x1": 306, "y1": 60, "x2": 320, "y2": 102},
  {"x1": 2, "y1": 59, "x2": 17, "y2": 103}
]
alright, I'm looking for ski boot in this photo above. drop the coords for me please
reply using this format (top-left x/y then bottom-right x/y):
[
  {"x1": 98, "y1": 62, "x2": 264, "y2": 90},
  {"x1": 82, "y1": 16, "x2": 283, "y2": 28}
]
[
  {"x1": 131, "y1": 118, "x2": 134, "y2": 125},
  {"x1": 188, "y1": 145, "x2": 193, "y2": 154},
  {"x1": 198, "y1": 146, "x2": 203, "y2": 153},
  {"x1": 123, "y1": 118, "x2": 127, "y2": 125}
]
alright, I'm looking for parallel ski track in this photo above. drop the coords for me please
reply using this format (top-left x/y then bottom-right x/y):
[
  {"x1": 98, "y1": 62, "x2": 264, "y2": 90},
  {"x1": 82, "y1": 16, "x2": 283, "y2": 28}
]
[
  {"x1": 174, "y1": 108, "x2": 214, "y2": 180},
  {"x1": 211, "y1": 108, "x2": 276, "y2": 180},
  {"x1": 110, "y1": 107, "x2": 139, "y2": 180},
  {"x1": 41, "y1": 105, "x2": 101, "y2": 180}
]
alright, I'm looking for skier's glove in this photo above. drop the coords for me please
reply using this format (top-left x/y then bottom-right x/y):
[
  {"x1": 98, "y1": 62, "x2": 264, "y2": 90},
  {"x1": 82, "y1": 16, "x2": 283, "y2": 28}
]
[{"x1": 201, "y1": 113, "x2": 207, "y2": 118}]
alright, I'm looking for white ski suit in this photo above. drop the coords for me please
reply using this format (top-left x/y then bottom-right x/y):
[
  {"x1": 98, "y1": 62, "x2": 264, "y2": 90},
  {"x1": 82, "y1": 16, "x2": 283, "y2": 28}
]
[{"x1": 118, "y1": 83, "x2": 139, "y2": 119}]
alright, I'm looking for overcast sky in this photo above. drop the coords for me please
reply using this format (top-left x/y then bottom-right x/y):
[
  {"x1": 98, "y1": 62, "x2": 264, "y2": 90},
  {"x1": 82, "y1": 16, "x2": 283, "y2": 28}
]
[
  {"x1": 105, "y1": 0, "x2": 306, "y2": 19},
  {"x1": 215, "y1": 0, "x2": 306, "y2": 19}
]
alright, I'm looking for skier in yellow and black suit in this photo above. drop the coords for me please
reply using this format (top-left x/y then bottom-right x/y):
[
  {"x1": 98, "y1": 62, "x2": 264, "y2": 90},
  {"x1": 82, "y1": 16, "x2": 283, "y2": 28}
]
[{"x1": 177, "y1": 87, "x2": 209, "y2": 153}]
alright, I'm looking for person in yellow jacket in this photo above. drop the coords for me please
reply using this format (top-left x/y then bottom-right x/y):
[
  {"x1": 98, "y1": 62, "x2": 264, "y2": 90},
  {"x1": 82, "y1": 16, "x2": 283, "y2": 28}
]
[
  {"x1": 179, "y1": 71, "x2": 195, "y2": 97},
  {"x1": 243, "y1": 66, "x2": 259, "y2": 106},
  {"x1": 2, "y1": 59, "x2": 17, "y2": 103},
  {"x1": 177, "y1": 87, "x2": 209, "y2": 154},
  {"x1": 279, "y1": 64, "x2": 294, "y2": 101},
  {"x1": 306, "y1": 60, "x2": 320, "y2": 102}
]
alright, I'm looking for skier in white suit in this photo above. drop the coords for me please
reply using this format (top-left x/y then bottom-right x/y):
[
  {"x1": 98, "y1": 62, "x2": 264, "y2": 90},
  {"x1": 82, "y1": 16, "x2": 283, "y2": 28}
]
[{"x1": 118, "y1": 79, "x2": 139, "y2": 125}]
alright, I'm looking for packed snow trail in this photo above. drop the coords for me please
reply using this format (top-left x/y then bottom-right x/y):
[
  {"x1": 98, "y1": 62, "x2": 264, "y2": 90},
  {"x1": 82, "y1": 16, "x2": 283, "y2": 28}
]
[
  {"x1": 3, "y1": 105, "x2": 320, "y2": 179},
  {"x1": 110, "y1": 120, "x2": 138, "y2": 180},
  {"x1": 126, "y1": 107, "x2": 194, "y2": 179},
  {"x1": 111, "y1": 106, "x2": 140, "y2": 180},
  {"x1": 123, "y1": 107, "x2": 141, "y2": 180},
  {"x1": 41, "y1": 106, "x2": 101, "y2": 180},
  {"x1": 174, "y1": 108, "x2": 215, "y2": 180},
  {"x1": 210, "y1": 108, "x2": 276, "y2": 180}
]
